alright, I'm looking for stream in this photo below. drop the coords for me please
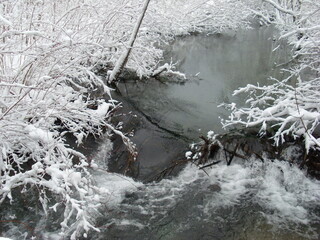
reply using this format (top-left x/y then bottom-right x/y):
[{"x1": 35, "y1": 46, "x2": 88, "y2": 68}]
[
  {"x1": 90, "y1": 159, "x2": 320, "y2": 240},
  {"x1": 87, "y1": 26, "x2": 319, "y2": 240},
  {"x1": 1, "y1": 26, "x2": 320, "y2": 240}
]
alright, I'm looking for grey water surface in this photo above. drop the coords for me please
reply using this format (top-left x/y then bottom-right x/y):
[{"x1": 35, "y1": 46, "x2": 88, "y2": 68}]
[
  {"x1": 111, "y1": 25, "x2": 292, "y2": 181},
  {"x1": 117, "y1": 25, "x2": 291, "y2": 140}
]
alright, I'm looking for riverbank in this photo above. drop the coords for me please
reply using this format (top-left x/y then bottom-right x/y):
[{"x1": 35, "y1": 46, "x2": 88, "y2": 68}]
[{"x1": 1, "y1": 0, "x2": 319, "y2": 239}]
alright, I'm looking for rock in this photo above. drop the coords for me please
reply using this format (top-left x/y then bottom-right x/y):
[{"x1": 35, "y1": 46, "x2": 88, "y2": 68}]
[{"x1": 207, "y1": 184, "x2": 221, "y2": 192}]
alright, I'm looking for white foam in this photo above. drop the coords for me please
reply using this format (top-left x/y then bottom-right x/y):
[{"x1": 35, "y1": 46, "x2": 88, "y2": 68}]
[
  {"x1": 91, "y1": 135, "x2": 113, "y2": 169},
  {"x1": 144, "y1": 159, "x2": 320, "y2": 230},
  {"x1": 93, "y1": 171, "x2": 143, "y2": 206},
  {"x1": 256, "y1": 160, "x2": 320, "y2": 225},
  {"x1": 117, "y1": 219, "x2": 145, "y2": 229},
  {"x1": 25, "y1": 158, "x2": 319, "y2": 239}
]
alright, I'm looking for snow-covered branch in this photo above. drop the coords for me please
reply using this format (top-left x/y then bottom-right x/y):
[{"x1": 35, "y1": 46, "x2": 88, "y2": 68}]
[
  {"x1": 222, "y1": 0, "x2": 320, "y2": 154},
  {"x1": 263, "y1": 0, "x2": 296, "y2": 16}
]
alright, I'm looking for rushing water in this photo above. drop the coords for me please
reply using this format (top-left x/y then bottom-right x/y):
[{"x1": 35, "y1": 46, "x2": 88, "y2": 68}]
[
  {"x1": 89, "y1": 158, "x2": 320, "y2": 240},
  {"x1": 90, "y1": 26, "x2": 319, "y2": 240},
  {"x1": 3, "y1": 146, "x2": 319, "y2": 240},
  {"x1": 1, "y1": 27, "x2": 319, "y2": 240}
]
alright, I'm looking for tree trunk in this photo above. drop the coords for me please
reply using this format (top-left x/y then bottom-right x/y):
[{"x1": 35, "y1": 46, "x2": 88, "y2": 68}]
[{"x1": 109, "y1": 0, "x2": 151, "y2": 82}]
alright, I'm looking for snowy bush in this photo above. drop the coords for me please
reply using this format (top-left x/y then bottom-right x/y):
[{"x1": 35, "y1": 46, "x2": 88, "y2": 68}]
[
  {"x1": 0, "y1": 0, "x2": 139, "y2": 238},
  {"x1": 222, "y1": 0, "x2": 320, "y2": 154},
  {"x1": 0, "y1": 0, "x2": 256, "y2": 238}
]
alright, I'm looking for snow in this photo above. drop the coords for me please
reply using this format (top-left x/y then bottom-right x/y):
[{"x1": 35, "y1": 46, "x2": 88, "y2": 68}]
[
  {"x1": 185, "y1": 151, "x2": 193, "y2": 159},
  {"x1": 0, "y1": 15, "x2": 12, "y2": 26},
  {"x1": 93, "y1": 102, "x2": 111, "y2": 117},
  {"x1": 1, "y1": 0, "x2": 319, "y2": 238},
  {"x1": 26, "y1": 125, "x2": 54, "y2": 144},
  {"x1": 207, "y1": 130, "x2": 215, "y2": 139}
]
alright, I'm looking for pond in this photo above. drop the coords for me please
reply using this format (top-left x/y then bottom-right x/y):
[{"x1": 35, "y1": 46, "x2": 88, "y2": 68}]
[{"x1": 108, "y1": 25, "x2": 293, "y2": 181}]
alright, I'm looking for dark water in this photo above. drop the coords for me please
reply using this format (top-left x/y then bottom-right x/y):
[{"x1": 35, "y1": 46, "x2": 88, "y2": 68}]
[{"x1": 117, "y1": 26, "x2": 291, "y2": 139}]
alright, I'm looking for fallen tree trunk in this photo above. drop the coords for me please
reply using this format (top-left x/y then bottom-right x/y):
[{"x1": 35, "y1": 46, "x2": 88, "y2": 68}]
[{"x1": 108, "y1": 0, "x2": 151, "y2": 82}]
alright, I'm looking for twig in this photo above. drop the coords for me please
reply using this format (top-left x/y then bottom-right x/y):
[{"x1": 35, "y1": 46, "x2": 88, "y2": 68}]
[
  {"x1": 0, "y1": 88, "x2": 33, "y2": 121},
  {"x1": 199, "y1": 161, "x2": 221, "y2": 170},
  {"x1": 227, "y1": 143, "x2": 239, "y2": 166},
  {"x1": 294, "y1": 83, "x2": 320, "y2": 150}
]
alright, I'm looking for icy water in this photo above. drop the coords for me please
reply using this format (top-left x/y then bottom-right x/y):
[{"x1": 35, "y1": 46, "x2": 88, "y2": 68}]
[{"x1": 1, "y1": 27, "x2": 320, "y2": 240}]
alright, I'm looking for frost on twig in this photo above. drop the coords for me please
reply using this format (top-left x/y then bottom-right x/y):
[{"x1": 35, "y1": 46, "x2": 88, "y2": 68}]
[
  {"x1": 109, "y1": 0, "x2": 151, "y2": 82},
  {"x1": 152, "y1": 62, "x2": 187, "y2": 82}
]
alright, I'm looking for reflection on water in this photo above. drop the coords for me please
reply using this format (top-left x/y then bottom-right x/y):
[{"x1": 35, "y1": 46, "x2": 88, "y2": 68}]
[{"x1": 119, "y1": 26, "x2": 291, "y2": 139}]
